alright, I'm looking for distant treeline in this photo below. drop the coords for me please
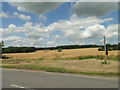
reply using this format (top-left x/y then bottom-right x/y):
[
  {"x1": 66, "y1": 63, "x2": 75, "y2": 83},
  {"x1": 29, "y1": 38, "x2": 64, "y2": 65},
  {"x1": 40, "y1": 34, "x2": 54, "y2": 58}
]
[
  {"x1": 2, "y1": 44, "x2": 120, "y2": 53},
  {"x1": 2, "y1": 47, "x2": 36, "y2": 53},
  {"x1": 36, "y1": 45, "x2": 102, "y2": 50},
  {"x1": 98, "y1": 44, "x2": 120, "y2": 51}
]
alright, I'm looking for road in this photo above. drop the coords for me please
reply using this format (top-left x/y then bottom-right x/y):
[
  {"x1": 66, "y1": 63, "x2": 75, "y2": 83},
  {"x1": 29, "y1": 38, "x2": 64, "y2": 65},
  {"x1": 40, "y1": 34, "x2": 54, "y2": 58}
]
[{"x1": 2, "y1": 69, "x2": 118, "y2": 88}]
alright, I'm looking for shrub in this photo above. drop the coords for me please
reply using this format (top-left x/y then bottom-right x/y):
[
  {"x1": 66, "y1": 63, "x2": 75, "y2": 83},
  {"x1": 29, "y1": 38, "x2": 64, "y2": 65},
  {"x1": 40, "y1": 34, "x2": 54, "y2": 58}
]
[
  {"x1": 58, "y1": 48, "x2": 62, "y2": 52},
  {"x1": 98, "y1": 48, "x2": 101, "y2": 51},
  {"x1": 98, "y1": 47, "x2": 104, "y2": 51},
  {"x1": 2, "y1": 55, "x2": 10, "y2": 59},
  {"x1": 101, "y1": 61, "x2": 110, "y2": 64}
]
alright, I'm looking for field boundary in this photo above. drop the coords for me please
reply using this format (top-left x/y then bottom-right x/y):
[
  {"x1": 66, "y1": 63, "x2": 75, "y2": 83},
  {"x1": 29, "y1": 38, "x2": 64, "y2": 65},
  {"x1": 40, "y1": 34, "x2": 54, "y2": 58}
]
[{"x1": 1, "y1": 64, "x2": 118, "y2": 77}]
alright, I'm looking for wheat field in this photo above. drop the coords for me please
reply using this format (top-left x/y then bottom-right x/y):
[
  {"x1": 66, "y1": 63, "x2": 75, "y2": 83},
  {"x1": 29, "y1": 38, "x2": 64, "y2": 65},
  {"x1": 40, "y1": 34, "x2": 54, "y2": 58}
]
[
  {"x1": 3, "y1": 48, "x2": 118, "y2": 60},
  {"x1": 2, "y1": 48, "x2": 119, "y2": 75}
]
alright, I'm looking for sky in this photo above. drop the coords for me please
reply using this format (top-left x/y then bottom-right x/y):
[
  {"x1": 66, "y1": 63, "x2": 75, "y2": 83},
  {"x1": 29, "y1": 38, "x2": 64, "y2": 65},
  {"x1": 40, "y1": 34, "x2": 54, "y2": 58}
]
[{"x1": 0, "y1": 2, "x2": 119, "y2": 47}]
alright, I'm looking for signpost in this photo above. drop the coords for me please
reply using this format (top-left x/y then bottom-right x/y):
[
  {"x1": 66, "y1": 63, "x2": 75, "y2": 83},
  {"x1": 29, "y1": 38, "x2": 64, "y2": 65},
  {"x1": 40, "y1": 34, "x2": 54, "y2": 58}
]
[
  {"x1": 104, "y1": 36, "x2": 107, "y2": 64},
  {"x1": 45, "y1": 43, "x2": 47, "y2": 53}
]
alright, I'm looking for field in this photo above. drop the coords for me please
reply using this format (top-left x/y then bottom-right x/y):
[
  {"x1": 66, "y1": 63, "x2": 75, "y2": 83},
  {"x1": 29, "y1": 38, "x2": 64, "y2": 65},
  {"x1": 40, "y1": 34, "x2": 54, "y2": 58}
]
[
  {"x1": 1, "y1": 48, "x2": 119, "y2": 76},
  {"x1": 2, "y1": 48, "x2": 119, "y2": 60}
]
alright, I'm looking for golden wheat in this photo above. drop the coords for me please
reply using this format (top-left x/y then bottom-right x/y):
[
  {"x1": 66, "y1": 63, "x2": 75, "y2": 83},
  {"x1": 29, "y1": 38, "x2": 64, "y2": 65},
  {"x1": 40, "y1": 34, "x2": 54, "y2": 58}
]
[{"x1": 3, "y1": 48, "x2": 118, "y2": 60}]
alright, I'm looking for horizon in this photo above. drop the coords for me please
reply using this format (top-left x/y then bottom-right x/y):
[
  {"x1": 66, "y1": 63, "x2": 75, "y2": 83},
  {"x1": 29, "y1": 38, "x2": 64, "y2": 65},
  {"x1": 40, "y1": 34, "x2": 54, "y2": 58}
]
[{"x1": 2, "y1": 43, "x2": 119, "y2": 48}]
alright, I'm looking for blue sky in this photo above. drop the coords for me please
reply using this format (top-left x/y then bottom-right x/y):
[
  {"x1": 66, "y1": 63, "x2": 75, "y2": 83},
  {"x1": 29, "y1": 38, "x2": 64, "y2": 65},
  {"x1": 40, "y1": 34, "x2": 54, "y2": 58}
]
[
  {"x1": 1, "y1": 2, "x2": 118, "y2": 47},
  {"x1": 2, "y1": 2, "x2": 73, "y2": 28}
]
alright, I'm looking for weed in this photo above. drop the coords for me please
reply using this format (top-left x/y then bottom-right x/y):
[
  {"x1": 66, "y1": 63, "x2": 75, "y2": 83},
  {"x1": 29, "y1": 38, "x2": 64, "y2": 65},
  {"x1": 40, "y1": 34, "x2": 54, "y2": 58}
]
[
  {"x1": 101, "y1": 61, "x2": 111, "y2": 64},
  {"x1": 1, "y1": 64, "x2": 118, "y2": 76}
]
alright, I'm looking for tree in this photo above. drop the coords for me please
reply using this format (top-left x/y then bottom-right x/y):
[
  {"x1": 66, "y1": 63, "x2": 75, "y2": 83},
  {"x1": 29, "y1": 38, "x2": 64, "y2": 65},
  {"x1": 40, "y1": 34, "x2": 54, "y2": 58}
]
[
  {"x1": 0, "y1": 41, "x2": 4, "y2": 48},
  {"x1": 0, "y1": 41, "x2": 4, "y2": 58}
]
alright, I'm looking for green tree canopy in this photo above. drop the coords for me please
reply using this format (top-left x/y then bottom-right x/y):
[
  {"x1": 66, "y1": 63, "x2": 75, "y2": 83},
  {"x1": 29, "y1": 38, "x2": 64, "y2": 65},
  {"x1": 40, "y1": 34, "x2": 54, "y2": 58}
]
[{"x1": 0, "y1": 41, "x2": 4, "y2": 48}]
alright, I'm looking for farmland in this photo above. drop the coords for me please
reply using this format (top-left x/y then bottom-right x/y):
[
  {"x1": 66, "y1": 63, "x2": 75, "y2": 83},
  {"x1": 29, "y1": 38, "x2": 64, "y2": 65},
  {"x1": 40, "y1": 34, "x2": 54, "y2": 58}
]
[
  {"x1": 2, "y1": 48, "x2": 118, "y2": 60},
  {"x1": 1, "y1": 48, "x2": 119, "y2": 76}
]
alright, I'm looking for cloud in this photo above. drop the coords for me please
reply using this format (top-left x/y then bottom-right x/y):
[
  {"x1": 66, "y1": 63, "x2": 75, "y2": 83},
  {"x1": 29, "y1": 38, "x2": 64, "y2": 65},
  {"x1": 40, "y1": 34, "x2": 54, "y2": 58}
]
[
  {"x1": 14, "y1": 12, "x2": 31, "y2": 21},
  {"x1": 103, "y1": 24, "x2": 118, "y2": 38},
  {"x1": 1, "y1": 15, "x2": 118, "y2": 47},
  {"x1": 39, "y1": 15, "x2": 47, "y2": 21},
  {"x1": 41, "y1": 15, "x2": 114, "y2": 41},
  {"x1": 54, "y1": 35, "x2": 60, "y2": 39},
  {"x1": 46, "y1": 41, "x2": 57, "y2": 47},
  {"x1": 9, "y1": 2, "x2": 63, "y2": 15},
  {"x1": 4, "y1": 36, "x2": 21, "y2": 42},
  {"x1": 71, "y1": 2, "x2": 117, "y2": 17},
  {"x1": 8, "y1": 24, "x2": 16, "y2": 28},
  {"x1": 0, "y1": 12, "x2": 9, "y2": 18},
  {"x1": 4, "y1": 36, "x2": 44, "y2": 47}
]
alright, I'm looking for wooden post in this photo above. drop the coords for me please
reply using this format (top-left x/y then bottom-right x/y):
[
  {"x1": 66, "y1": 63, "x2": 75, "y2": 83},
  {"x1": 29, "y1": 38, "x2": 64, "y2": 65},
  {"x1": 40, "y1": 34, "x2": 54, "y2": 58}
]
[
  {"x1": 45, "y1": 43, "x2": 47, "y2": 53},
  {"x1": 104, "y1": 36, "x2": 107, "y2": 64}
]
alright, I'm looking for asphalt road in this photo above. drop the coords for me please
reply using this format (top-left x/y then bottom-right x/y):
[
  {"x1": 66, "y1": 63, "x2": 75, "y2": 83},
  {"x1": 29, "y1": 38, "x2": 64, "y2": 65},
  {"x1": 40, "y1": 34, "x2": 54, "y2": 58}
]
[{"x1": 2, "y1": 69, "x2": 118, "y2": 88}]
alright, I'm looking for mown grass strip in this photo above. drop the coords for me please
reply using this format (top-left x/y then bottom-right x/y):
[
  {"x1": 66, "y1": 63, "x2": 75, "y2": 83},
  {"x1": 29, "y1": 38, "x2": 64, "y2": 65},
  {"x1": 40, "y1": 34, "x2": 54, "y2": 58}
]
[
  {"x1": 53, "y1": 55, "x2": 119, "y2": 61},
  {"x1": 1, "y1": 65, "x2": 118, "y2": 76}
]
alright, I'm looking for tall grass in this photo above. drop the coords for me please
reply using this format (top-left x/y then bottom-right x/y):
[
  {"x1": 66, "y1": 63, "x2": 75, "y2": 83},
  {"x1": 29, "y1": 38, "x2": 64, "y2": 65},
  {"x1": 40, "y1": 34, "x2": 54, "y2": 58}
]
[
  {"x1": 2, "y1": 55, "x2": 119, "y2": 61},
  {"x1": 1, "y1": 65, "x2": 118, "y2": 76},
  {"x1": 53, "y1": 55, "x2": 119, "y2": 61}
]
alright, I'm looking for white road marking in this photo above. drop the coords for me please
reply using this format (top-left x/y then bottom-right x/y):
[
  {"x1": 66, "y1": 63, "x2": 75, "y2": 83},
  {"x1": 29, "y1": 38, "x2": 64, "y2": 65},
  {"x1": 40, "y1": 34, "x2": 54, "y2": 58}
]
[{"x1": 10, "y1": 84, "x2": 26, "y2": 88}]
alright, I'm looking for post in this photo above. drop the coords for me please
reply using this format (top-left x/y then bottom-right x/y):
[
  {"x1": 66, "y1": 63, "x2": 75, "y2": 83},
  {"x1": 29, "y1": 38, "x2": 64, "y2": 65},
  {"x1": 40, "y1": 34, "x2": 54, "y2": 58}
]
[
  {"x1": 104, "y1": 36, "x2": 107, "y2": 64},
  {"x1": 45, "y1": 43, "x2": 47, "y2": 53},
  {"x1": 45, "y1": 43, "x2": 46, "y2": 52}
]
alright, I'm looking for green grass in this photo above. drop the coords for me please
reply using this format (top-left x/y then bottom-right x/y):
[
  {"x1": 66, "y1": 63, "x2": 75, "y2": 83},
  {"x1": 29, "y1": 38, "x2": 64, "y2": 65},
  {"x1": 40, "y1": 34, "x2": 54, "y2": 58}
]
[
  {"x1": 1, "y1": 64, "x2": 118, "y2": 76},
  {"x1": 53, "y1": 55, "x2": 119, "y2": 61},
  {"x1": 3, "y1": 54, "x2": 119, "y2": 61},
  {"x1": 76, "y1": 55, "x2": 119, "y2": 60},
  {"x1": 101, "y1": 61, "x2": 111, "y2": 64}
]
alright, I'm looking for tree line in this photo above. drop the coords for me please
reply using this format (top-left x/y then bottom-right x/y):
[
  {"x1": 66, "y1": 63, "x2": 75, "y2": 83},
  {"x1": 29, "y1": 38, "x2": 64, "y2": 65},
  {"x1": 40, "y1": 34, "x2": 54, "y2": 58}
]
[
  {"x1": 36, "y1": 45, "x2": 102, "y2": 50},
  {"x1": 98, "y1": 44, "x2": 120, "y2": 51},
  {"x1": 1, "y1": 41, "x2": 120, "y2": 53},
  {"x1": 1, "y1": 44, "x2": 119, "y2": 54},
  {"x1": 2, "y1": 46, "x2": 36, "y2": 53}
]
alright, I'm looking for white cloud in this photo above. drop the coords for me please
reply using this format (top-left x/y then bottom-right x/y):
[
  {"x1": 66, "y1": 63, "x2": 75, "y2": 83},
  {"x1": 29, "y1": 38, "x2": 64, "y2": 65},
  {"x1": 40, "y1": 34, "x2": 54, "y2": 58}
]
[
  {"x1": 9, "y1": 2, "x2": 63, "y2": 15},
  {"x1": 14, "y1": 12, "x2": 31, "y2": 21},
  {"x1": 71, "y1": 2, "x2": 117, "y2": 17},
  {"x1": 1, "y1": 15, "x2": 118, "y2": 47},
  {"x1": 3, "y1": 36, "x2": 44, "y2": 47},
  {"x1": 39, "y1": 15, "x2": 47, "y2": 21},
  {"x1": 46, "y1": 41, "x2": 57, "y2": 46},
  {"x1": 8, "y1": 24, "x2": 16, "y2": 28},
  {"x1": 4, "y1": 36, "x2": 21, "y2": 41},
  {"x1": 54, "y1": 35, "x2": 60, "y2": 39},
  {"x1": 0, "y1": 12, "x2": 9, "y2": 18},
  {"x1": 23, "y1": 22, "x2": 32, "y2": 27}
]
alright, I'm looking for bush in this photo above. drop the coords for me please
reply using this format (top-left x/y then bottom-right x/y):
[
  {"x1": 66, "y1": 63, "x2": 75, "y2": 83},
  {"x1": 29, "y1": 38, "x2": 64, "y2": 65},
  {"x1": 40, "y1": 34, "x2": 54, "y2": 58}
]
[
  {"x1": 98, "y1": 48, "x2": 102, "y2": 51},
  {"x1": 58, "y1": 48, "x2": 62, "y2": 52},
  {"x1": 2, "y1": 55, "x2": 10, "y2": 59},
  {"x1": 101, "y1": 61, "x2": 110, "y2": 64}
]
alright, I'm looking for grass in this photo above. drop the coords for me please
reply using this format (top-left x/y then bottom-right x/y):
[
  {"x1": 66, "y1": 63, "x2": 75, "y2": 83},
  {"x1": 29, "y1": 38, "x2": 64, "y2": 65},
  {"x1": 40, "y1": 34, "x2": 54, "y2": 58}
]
[
  {"x1": 2, "y1": 55, "x2": 120, "y2": 61},
  {"x1": 1, "y1": 64, "x2": 118, "y2": 76},
  {"x1": 52, "y1": 55, "x2": 119, "y2": 61},
  {"x1": 101, "y1": 61, "x2": 111, "y2": 64},
  {"x1": 1, "y1": 59, "x2": 118, "y2": 76},
  {"x1": 1, "y1": 48, "x2": 119, "y2": 76},
  {"x1": 2, "y1": 59, "x2": 31, "y2": 64}
]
